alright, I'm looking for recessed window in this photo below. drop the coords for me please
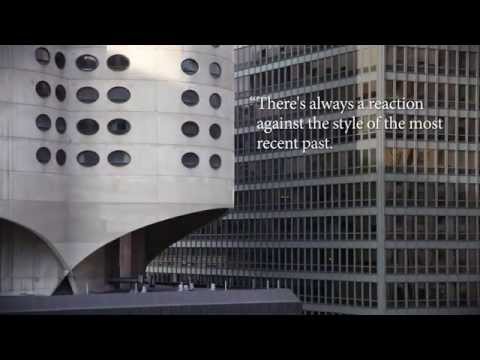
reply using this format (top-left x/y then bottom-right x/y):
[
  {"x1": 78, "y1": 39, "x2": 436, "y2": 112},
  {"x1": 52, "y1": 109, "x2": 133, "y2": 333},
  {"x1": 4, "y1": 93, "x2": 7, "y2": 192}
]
[
  {"x1": 76, "y1": 87, "x2": 99, "y2": 104},
  {"x1": 55, "y1": 85, "x2": 66, "y2": 102},
  {"x1": 108, "y1": 150, "x2": 131, "y2": 167},
  {"x1": 36, "y1": 147, "x2": 51, "y2": 164},
  {"x1": 209, "y1": 62, "x2": 222, "y2": 78},
  {"x1": 36, "y1": 81, "x2": 51, "y2": 98},
  {"x1": 181, "y1": 59, "x2": 199, "y2": 75},
  {"x1": 107, "y1": 118, "x2": 131, "y2": 135},
  {"x1": 181, "y1": 90, "x2": 199, "y2": 106},
  {"x1": 209, "y1": 124, "x2": 221, "y2": 139},
  {"x1": 56, "y1": 149, "x2": 66, "y2": 166},
  {"x1": 181, "y1": 121, "x2": 199, "y2": 137},
  {"x1": 35, "y1": 47, "x2": 50, "y2": 65},
  {"x1": 107, "y1": 87, "x2": 130, "y2": 103},
  {"x1": 182, "y1": 152, "x2": 199, "y2": 168},
  {"x1": 211, "y1": 45, "x2": 220, "y2": 48},
  {"x1": 36, "y1": 114, "x2": 51, "y2": 131},
  {"x1": 77, "y1": 151, "x2": 99, "y2": 167},
  {"x1": 209, "y1": 93, "x2": 222, "y2": 109},
  {"x1": 77, "y1": 118, "x2": 99, "y2": 135},
  {"x1": 56, "y1": 117, "x2": 67, "y2": 134},
  {"x1": 209, "y1": 154, "x2": 221, "y2": 169},
  {"x1": 107, "y1": 54, "x2": 130, "y2": 71},
  {"x1": 55, "y1": 52, "x2": 66, "y2": 69},
  {"x1": 76, "y1": 54, "x2": 99, "y2": 71}
]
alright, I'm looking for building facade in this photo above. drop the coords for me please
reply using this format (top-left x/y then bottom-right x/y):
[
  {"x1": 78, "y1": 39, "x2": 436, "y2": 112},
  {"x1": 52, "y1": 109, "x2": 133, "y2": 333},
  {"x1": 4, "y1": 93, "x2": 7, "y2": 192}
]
[
  {"x1": 150, "y1": 45, "x2": 480, "y2": 315},
  {"x1": 0, "y1": 45, "x2": 234, "y2": 295}
]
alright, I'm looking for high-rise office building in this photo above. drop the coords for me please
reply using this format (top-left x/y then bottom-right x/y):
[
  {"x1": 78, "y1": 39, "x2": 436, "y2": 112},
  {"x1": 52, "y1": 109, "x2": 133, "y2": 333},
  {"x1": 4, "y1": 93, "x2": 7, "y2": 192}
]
[{"x1": 150, "y1": 45, "x2": 480, "y2": 315}]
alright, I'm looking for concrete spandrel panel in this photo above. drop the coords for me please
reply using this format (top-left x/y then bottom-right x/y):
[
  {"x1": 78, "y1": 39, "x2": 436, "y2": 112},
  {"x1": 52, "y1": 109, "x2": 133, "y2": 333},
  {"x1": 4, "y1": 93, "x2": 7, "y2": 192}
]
[
  {"x1": 0, "y1": 69, "x2": 15, "y2": 102},
  {"x1": 10, "y1": 173, "x2": 67, "y2": 202}
]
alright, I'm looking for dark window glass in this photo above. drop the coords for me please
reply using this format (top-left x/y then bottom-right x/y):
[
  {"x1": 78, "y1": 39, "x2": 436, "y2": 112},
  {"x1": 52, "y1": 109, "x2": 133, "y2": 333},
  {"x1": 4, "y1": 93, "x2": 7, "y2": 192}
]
[
  {"x1": 181, "y1": 121, "x2": 199, "y2": 137},
  {"x1": 76, "y1": 54, "x2": 98, "y2": 71},
  {"x1": 107, "y1": 118, "x2": 131, "y2": 135},
  {"x1": 77, "y1": 118, "x2": 99, "y2": 135},
  {"x1": 209, "y1": 93, "x2": 222, "y2": 109},
  {"x1": 76, "y1": 87, "x2": 99, "y2": 104},
  {"x1": 35, "y1": 47, "x2": 50, "y2": 65},
  {"x1": 107, "y1": 87, "x2": 131, "y2": 103},
  {"x1": 77, "y1": 151, "x2": 99, "y2": 167},
  {"x1": 108, "y1": 150, "x2": 131, "y2": 167},
  {"x1": 209, "y1": 62, "x2": 222, "y2": 78},
  {"x1": 36, "y1": 147, "x2": 51, "y2": 164},
  {"x1": 36, "y1": 114, "x2": 51, "y2": 131},
  {"x1": 55, "y1": 85, "x2": 66, "y2": 102},
  {"x1": 181, "y1": 59, "x2": 199, "y2": 75},
  {"x1": 182, "y1": 152, "x2": 199, "y2": 168},
  {"x1": 55, "y1": 117, "x2": 67, "y2": 134},
  {"x1": 56, "y1": 149, "x2": 66, "y2": 166},
  {"x1": 209, "y1": 123, "x2": 221, "y2": 139},
  {"x1": 36, "y1": 81, "x2": 51, "y2": 98},
  {"x1": 209, "y1": 154, "x2": 222, "y2": 169},
  {"x1": 107, "y1": 54, "x2": 130, "y2": 71},
  {"x1": 181, "y1": 90, "x2": 199, "y2": 106},
  {"x1": 54, "y1": 52, "x2": 66, "y2": 69}
]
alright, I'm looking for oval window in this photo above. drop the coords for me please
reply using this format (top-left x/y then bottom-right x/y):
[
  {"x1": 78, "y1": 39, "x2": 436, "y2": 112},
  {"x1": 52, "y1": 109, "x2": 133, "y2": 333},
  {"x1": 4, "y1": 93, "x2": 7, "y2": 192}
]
[
  {"x1": 36, "y1": 81, "x2": 51, "y2": 98},
  {"x1": 181, "y1": 90, "x2": 199, "y2": 106},
  {"x1": 36, "y1": 114, "x2": 51, "y2": 131},
  {"x1": 211, "y1": 45, "x2": 220, "y2": 48},
  {"x1": 181, "y1": 59, "x2": 199, "y2": 75},
  {"x1": 108, "y1": 150, "x2": 131, "y2": 167},
  {"x1": 107, "y1": 87, "x2": 131, "y2": 103},
  {"x1": 181, "y1": 121, "x2": 199, "y2": 137},
  {"x1": 76, "y1": 87, "x2": 99, "y2": 104},
  {"x1": 56, "y1": 149, "x2": 66, "y2": 166},
  {"x1": 209, "y1": 124, "x2": 221, "y2": 139},
  {"x1": 209, "y1": 93, "x2": 222, "y2": 109},
  {"x1": 181, "y1": 152, "x2": 199, "y2": 168},
  {"x1": 36, "y1": 147, "x2": 51, "y2": 164},
  {"x1": 77, "y1": 151, "x2": 99, "y2": 167},
  {"x1": 55, "y1": 85, "x2": 66, "y2": 102},
  {"x1": 209, "y1": 154, "x2": 222, "y2": 169},
  {"x1": 56, "y1": 117, "x2": 67, "y2": 134},
  {"x1": 77, "y1": 118, "x2": 99, "y2": 135},
  {"x1": 55, "y1": 52, "x2": 66, "y2": 69},
  {"x1": 35, "y1": 47, "x2": 50, "y2": 65},
  {"x1": 107, "y1": 54, "x2": 130, "y2": 71},
  {"x1": 209, "y1": 62, "x2": 222, "y2": 78},
  {"x1": 76, "y1": 54, "x2": 98, "y2": 71},
  {"x1": 107, "y1": 118, "x2": 131, "y2": 135}
]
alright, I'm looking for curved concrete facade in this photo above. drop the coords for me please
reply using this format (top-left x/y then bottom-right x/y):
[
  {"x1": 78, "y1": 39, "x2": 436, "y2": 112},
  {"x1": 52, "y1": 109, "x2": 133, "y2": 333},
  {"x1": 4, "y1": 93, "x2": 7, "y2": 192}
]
[{"x1": 0, "y1": 45, "x2": 234, "y2": 295}]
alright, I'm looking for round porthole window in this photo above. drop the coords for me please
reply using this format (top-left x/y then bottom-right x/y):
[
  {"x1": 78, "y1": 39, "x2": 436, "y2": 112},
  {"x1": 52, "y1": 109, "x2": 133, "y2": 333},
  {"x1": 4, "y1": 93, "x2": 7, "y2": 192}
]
[
  {"x1": 181, "y1": 121, "x2": 199, "y2": 137},
  {"x1": 108, "y1": 118, "x2": 131, "y2": 135},
  {"x1": 56, "y1": 149, "x2": 66, "y2": 166},
  {"x1": 36, "y1": 147, "x2": 51, "y2": 164},
  {"x1": 55, "y1": 52, "x2": 66, "y2": 69},
  {"x1": 181, "y1": 152, "x2": 199, "y2": 168},
  {"x1": 107, "y1": 87, "x2": 131, "y2": 103},
  {"x1": 107, "y1": 54, "x2": 130, "y2": 71},
  {"x1": 77, "y1": 151, "x2": 99, "y2": 167},
  {"x1": 209, "y1": 93, "x2": 222, "y2": 109},
  {"x1": 36, "y1": 114, "x2": 51, "y2": 131},
  {"x1": 36, "y1": 81, "x2": 51, "y2": 98},
  {"x1": 209, "y1": 124, "x2": 221, "y2": 139},
  {"x1": 181, "y1": 59, "x2": 199, "y2": 75},
  {"x1": 209, "y1": 154, "x2": 222, "y2": 169},
  {"x1": 35, "y1": 47, "x2": 50, "y2": 65},
  {"x1": 209, "y1": 62, "x2": 222, "y2": 78},
  {"x1": 108, "y1": 150, "x2": 131, "y2": 167},
  {"x1": 181, "y1": 90, "x2": 199, "y2": 106},
  {"x1": 77, "y1": 118, "x2": 99, "y2": 135},
  {"x1": 55, "y1": 85, "x2": 66, "y2": 102},
  {"x1": 76, "y1": 87, "x2": 99, "y2": 104},
  {"x1": 76, "y1": 54, "x2": 99, "y2": 71},
  {"x1": 56, "y1": 117, "x2": 67, "y2": 134}
]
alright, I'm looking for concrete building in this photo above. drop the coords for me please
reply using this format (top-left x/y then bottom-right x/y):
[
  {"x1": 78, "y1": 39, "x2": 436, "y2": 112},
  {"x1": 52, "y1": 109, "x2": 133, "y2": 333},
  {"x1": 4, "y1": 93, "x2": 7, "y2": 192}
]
[
  {"x1": 0, "y1": 45, "x2": 234, "y2": 296},
  {"x1": 151, "y1": 45, "x2": 480, "y2": 315}
]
